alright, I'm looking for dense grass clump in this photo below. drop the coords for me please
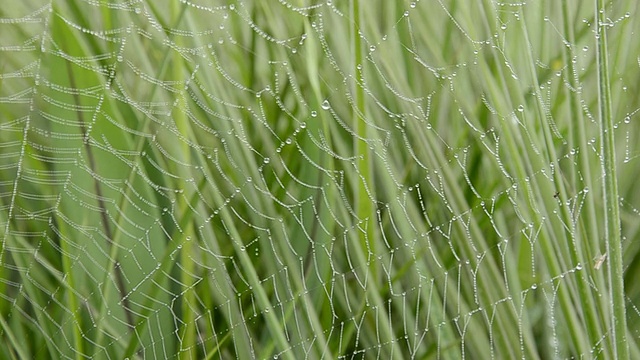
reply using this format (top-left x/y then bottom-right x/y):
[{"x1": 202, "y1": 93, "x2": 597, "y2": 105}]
[{"x1": 1, "y1": 1, "x2": 639, "y2": 359}]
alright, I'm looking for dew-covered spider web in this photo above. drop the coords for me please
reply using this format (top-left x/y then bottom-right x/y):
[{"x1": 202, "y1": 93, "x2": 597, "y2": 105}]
[{"x1": 1, "y1": 0, "x2": 640, "y2": 359}]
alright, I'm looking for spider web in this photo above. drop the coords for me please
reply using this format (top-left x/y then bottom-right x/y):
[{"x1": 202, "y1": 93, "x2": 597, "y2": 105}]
[{"x1": 1, "y1": 0, "x2": 639, "y2": 359}]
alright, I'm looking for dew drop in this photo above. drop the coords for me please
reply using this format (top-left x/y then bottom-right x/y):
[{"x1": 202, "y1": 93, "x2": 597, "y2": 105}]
[{"x1": 321, "y1": 100, "x2": 330, "y2": 110}]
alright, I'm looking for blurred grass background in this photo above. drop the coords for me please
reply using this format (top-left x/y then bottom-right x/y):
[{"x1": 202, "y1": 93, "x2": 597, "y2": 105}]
[{"x1": 1, "y1": 0, "x2": 640, "y2": 359}]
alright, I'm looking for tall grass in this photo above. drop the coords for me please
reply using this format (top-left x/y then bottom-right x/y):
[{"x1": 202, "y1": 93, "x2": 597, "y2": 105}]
[{"x1": 1, "y1": 0, "x2": 639, "y2": 359}]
